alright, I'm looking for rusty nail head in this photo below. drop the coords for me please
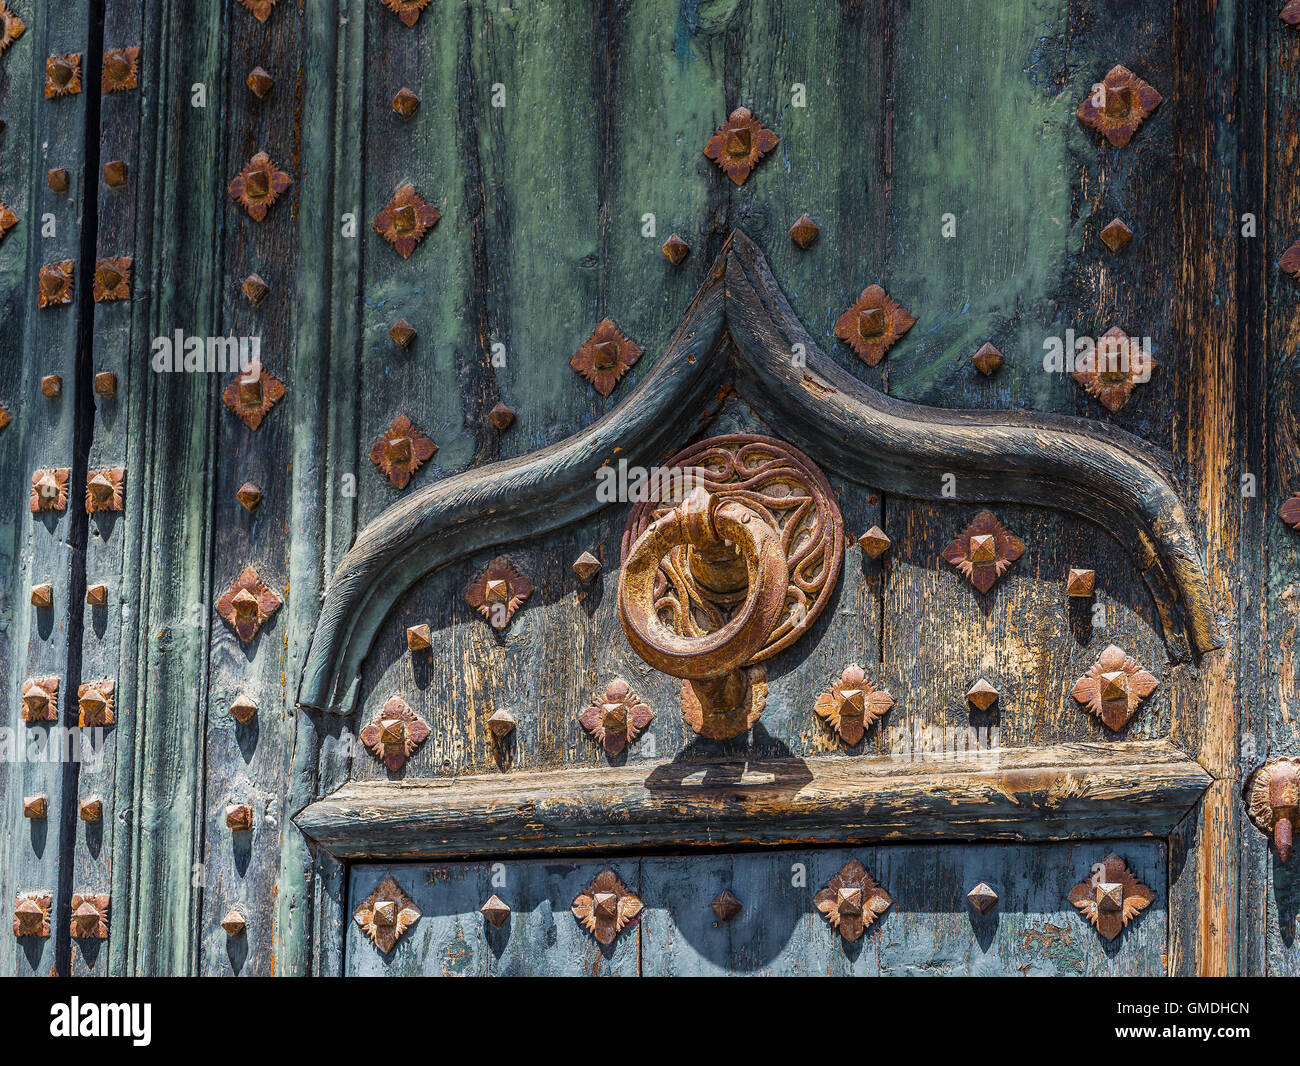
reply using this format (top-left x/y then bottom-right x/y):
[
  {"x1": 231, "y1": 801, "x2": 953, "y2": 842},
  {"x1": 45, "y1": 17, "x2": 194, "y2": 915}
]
[
  {"x1": 857, "y1": 526, "x2": 890, "y2": 559},
  {"x1": 487, "y1": 709, "x2": 516, "y2": 737},
  {"x1": 93, "y1": 371, "x2": 118, "y2": 397},
  {"x1": 79, "y1": 797, "x2": 103, "y2": 822},
  {"x1": 392, "y1": 87, "x2": 420, "y2": 118},
  {"x1": 41, "y1": 374, "x2": 62, "y2": 398},
  {"x1": 241, "y1": 273, "x2": 270, "y2": 306},
  {"x1": 48, "y1": 168, "x2": 69, "y2": 193},
  {"x1": 23, "y1": 794, "x2": 48, "y2": 819},
  {"x1": 406, "y1": 623, "x2": 431, "y2": 651},
  {"x1": 789, "y1": 214, "x2": 820, "y2": 249},
  {"x1": 966, "y1": 678, "x2": 998, "y2": 710},
  {"x1": 572, "y1": 550, "x2": 602, "y2": 582},
  {"x1": 225, "y1": 803, "x2": 254, "y2": 832},
  {"x1": 389, "y1": 318, "x2": 416, "y2": 350},
  {"x1": 1067, "y1": 568, "x2": 1096, "y2": 597},
  {"x1": 487, "y1": 402, "x2": 515, "y2": 431},
  {"x1": 221, "y1": 909, "x2": 247, "y2": 936},
  {"x1": 86, "y1": 582, "x2": 108, "y2": 606},
  {"x1": 1099, "y1": 218, "x2": 1133, "y2": 253},
  {"x1": 660, "y1": 234, "x2": 689, "y2": 265},
  {"x1": 103, "y1": 160, "x2": 127, "y2": 188},
  {"x1": 230, "y1": 694, "x2": 259, "y2": 724},
  {"x1": 236, "y1": 482, "x2": 263, "y2": 511},
  {"x1": 972, "y1": 342, "x2": 1004, "y2": 376},
  {"x1": 30, "y1": 583, "x2": 53, "y2": 608},
  {"x1": 246, "y1": 66, "x2": 274, "y2": 98}
]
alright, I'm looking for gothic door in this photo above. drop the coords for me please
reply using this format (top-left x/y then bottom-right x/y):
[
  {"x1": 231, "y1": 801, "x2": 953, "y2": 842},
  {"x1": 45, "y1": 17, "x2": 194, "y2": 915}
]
[{"x1": 0, "y1": 0, "x2": 1288, "y2": 978}]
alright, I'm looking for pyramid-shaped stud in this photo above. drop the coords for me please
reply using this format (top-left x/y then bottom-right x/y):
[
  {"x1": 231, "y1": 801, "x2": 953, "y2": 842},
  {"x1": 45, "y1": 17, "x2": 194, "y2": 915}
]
[
  {"x1": 229, "y1": 694, "x2": 259, "y2": 725},
  {"x1": 1068, "y1": 854, "x2": 1154, "y2": 940},
  {"x1": 86, "y1": 583, "x2": 108, "y2": 606},
  {"x1": 228, "y1": 151, "x2": 292, "y2": 221},
  {"x1": 30, "y1": 468, "x2": 70, "y2": 512},
  {"x1": 572, "y1": 868, "x2": 643, "y2": 945},
  {"x1": 37, "y1": 261, "x2": 74, "y2": 308},
  {"x1": 967, "y1": 882, "x2": 999, "y2": 915},
  {"x1": 30, "y1": 584, "x2": 53, "y2": 608},
  {"x1": 857, "y1": 525, "x2": 891, "y2": 559},
  {"x1": 94, "y1": 371, "x2": 118, "y2": 397},
  {"x1": 703, "y1": 106, "x2": 778, "y2": 185},
  {"x1": 392, "y1": 87, "x2": 420, "y2": 118},
  {"x1": 48, "y1": 168, "x2": 69, "y2": 193},
  {"x1": 814, "y1": 664, "x2": 893, "y2": 746},
  {"x1": 216, "y1": 566, "x2": 282, "y2": 643},
  {"x1": 246, "y1": 66, "x2": 274, "y2": 99},
  {"x1": 834, "y1": 285, "x2": 915, "y2": 366},
  {"x1": 570, "y1": 318, "x2": 644, "y2": 396},
  {"x1": 572, "y1": 550, "x2": 602, "y2": 582},
  {"x1": 389, "y1": 318, "x2": 416, "y2": 349},
  {"x1": 1070, "y1": 644, "x2": 1158, "y2": 730},
  {"x1": 84, "y1": 468, "x2": 125, "y2": 513},
  {"x1": 487, "y1": 709, "x2": 516, "y2": 738},
  {"x1": 0, "y1": 406, "x2": 9, "y2": 431},
  {"x1": 814, "y1": 860, "x2": 891, "y2": 942},
  {"x1": 360, "y1": 696, "x2": 430, "y2": 771},
  {"x1": 789, "y1": 213, "x2": 820, "y2": 249},
  {"x1": 373, "y1": 184, "x2": 440, "y2": 258},
  {"x1": 1099, "y1": 218, "x2": 1133, "y2": 253},
  {"x1": 0, "y1": 200, "x2": 17, "y2": 244},
  {"x1": 660, "y1": 233, "x2": 689, "y2": 265},
  {"x1": 972, "y1": 342, "x2": 1004, "y2": 376},
  {"x1": 102, "y1": 46, "x2": 139, "y2": 93},
  {"x1": 70, "y1": 894, "x2": 109, "y2": 939},
  {"x1": 225, "y1": 803, "x2": 254, "y2": 832},
  {"x1": 236, "y1": 482, "x2": 263, "y2": 511},
  {"x1": 45, "y1": 53, "x2": 83, "y2": 98},
  {"x1": 466, "y1": 556, "x2": 533, "y2": 630},
  {"x1": 79, "y1": 797, "x2": 103, "y2": 823},
  {"x1": 241, "y1": 273, "x2": 270, "y2": 306},
  {"x1": 238, "y1": 0, "x2": 279, "y2": 20},
  {"x1": 480, "y1": 894, "x2": 511, "y2": 927},
  {"x1": 381, "y1": 0, "x2": 432, "y2": 26},
  {"x1": 1071, "y1": 327, "x2": 1157, "y2": 412},
  {"x1": 941, "y1": 510, "x2": 1025, "y2": 593},
  {"x1": 710, "y1": 890, "x2": 742, "y2": 923},
  {"x1": 965, "y1": 678, "x2": 999, "y2": 711},
  {"x1": 579, "y1": 678, "x2": 653, "y2": 755},
  {"x1": 370, "y1": 414, "x2": 437, "y2": 489},
  {"x1": 103, "y1": 160, "x2": 127, "y2": 188},
  {"x1": 21, "y1": 678, "x2": 58, "y2": 723},
  {"x1": 41, "y1": 374, "x2": 62, "y2": 398},
  {"x1": 405, "y1": 623, "x2": 431, "y2": 651},
  {"x1": 13, "y1": 893, "x2": 51, "y2": 939},
  {"x1": 77, "y1": 680, "x2": 115, "y2": 727},
  {"x1": 23, "y1": 795, "x2": 47, "y2": 819},
  {"x1": 222, "y1": 362, "x2": 286, "y2": 429},
  {"x1": 354, "y1": 875, "x2": 421, "y2": 952},
  {"x1": 0, "y1": 3, "x2": 26, "y2": 60},
  {"x1": 486, "y1": 402, "x2": 515, "y2": 431},
  {"x1": 1077, "y1": 65, "x2": 1162, "y2": 147},
  {"x1": 1066, "y1": 568, "x2": 1096, "y2": 597},
  {"x1": 221, "y1": 909, "x2": 247, "y2": 936}
]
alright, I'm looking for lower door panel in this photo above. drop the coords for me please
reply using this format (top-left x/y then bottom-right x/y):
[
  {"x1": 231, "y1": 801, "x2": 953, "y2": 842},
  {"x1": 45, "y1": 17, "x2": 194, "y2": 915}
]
[{"x1": 345, "y1": 842, "x2": 1166, "y2": 976}]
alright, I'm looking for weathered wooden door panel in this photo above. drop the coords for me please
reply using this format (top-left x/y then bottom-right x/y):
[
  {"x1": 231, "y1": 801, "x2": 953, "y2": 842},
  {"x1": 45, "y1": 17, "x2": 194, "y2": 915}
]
[{"x1": 347, "y1": 843, "x2": 1166, "y2": 977}]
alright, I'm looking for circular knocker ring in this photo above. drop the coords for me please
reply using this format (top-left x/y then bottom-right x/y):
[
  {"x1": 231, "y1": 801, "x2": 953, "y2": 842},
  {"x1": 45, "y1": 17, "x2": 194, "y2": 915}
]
[{"x1": 618, "y1": 435, "x2": 844, "y2": 739}]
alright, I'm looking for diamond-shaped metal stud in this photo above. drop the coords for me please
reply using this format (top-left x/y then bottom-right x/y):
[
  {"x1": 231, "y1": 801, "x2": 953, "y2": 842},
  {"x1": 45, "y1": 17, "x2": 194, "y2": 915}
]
[
  {"x1": 70, "y1": 894, "x2": 109, "y2": 939},
  {"x1": 1099, "y1": 218, "x2": 1133, "y2": 253},
  {"x1": 236, "y1": 482, "x2": 263, "y2": 511},
  {"x1": 40, "y1": 374, "x2": 62, "y2": 399},
  {"x1": 1070, "y1": 644, "x2": 1158, "y2": 730},
  {"x1": 48, "y1": 168, "x2": 69, "y2": 193},
  {"x1": 1282, "y1": 492, "x2": 1300, "y2": 531},
  {"x1": 0, "y1": 406, "x2": 10, "y2": 432},
  {"x1": 30, "y1": 468, "x2": 70, "y2": 512},
  {"x1": 660, "y1": 233, "x2": 689, "y2": 265},
  {"x1": 22, "y1": 795, "x2": 47, "y2": 819},
  {"x1": 1077, "y1": 66, "x2": 1162, "y2": 147},
  {"x1": 572, "y1": 550, "x2": 602, "y2": 582},
  {"x1": 222, "y1": 363, "x2": 286, "y2": 429},
  {"x1": 815, "y1": 860, "x2": 891, "y2": 942},
  {"x1": 102, "y1": 46, "x2": 139, "y2": 92},
  {"x1": 85, "y1": 468, "x2": 125, "y2": 512},
  {"x1": 1072, "y1": 326, "x2": 1156, "y2": 412},
  {"x1": 0, "y1": 2, "x2": 25, "y2": 59},
  {"x1": 406, "y1": 623, "x2": 431, "y2": 651},
  {"x1": 941, "y1": 510, "x2": 1025, "y2": 593},
  {"x1": 814, "y1": 664, "x2": 893, "y2": 746},
  {"x1": 480, "y1": 895, "x2": 511, "y2": 927},
  {"x1": 0, "y1": 201, "x2": 17, "y2": 244},
  {"x1": 13, "y1": 892, "x2": 51, "y2": 939},
  {"x1": 45, "y1": 53, "x2": 82, "y2": 98},
  {"x1": 579, "y1": 678, "x2": 653, "y2": 756},
  {"x1": 391, "y1": 87, "x2": 420, "y2": 118},
  {"x1": 1067, "y1": 854, "x2": 1154, "y2": 940},
  {"x1": 789, "y1": 213, "x2": 820, "y2": 249},
  {"x1": 466, "y1": 556, "x2": 533, "y2": 630},
  {"x1": 79, "y1": 797, "x2": 103, "y2": 823},
  {"x1": 570, "y1": 318, "x2": 643, "y2": 397},
  {"x1": 967, "y1": 882, "x2": 999, "y2": 915},
  {"x1": 94, "y1": 372, "x2": 118, "y2": 397},
  {"x1": 78, "y1": 680, "x2": 115, "y2": 727},
  {"x1": 225, "y1": 803, "x2": 254, "y2": 831},
  {"x1": 1067, "y1": 568, "x2": 1096, "y2": 597},
  {"x1": 834, "y1": 285, "x2": 915, "y2": 366},
  {"x1": 373, "y1": 183, "x2": 440, "y2": 259},
  {"x1": 710, "y1": 890, "x2": 742, "y2": 923},
  {"x1": 221, "y1": 909, "x2": 247, "y2": 936},
  {"x1": 241, "y1": 273, "x2": 270, "y2": 306},
  {"x1": 965, "y1": 678, "x2": 998, "y2": 711},
  {"x1": 21, "y1": 677, "x2": 58, "y2": 723},
  {"x1": 86, "y1": 583, "x2": 108, "y2": 606},
  {"x1": 237, "y1": 0, "x2": 278, "y2": 20},
  {"x1": 1247, "y1": 757, "x2": 1300, "y2": 862},
  {"x1": 30, "y1": 583, "x2": 52, "y2": 608},
  {"x1": 103, "y1": 160, "x2": 128, "y2": 188},
  {"x1": 353, "y1": 875, "x2": 421, "y2": 952},
  {"x1": 216, "y1": 566, "x2": 282, "y2": 643},
  {"x1": 230, "y1": 694, "x2": 258, "y2": 725},
  {"x1": 38, "y1": 261, "x2": 75, "y2": 308},
  {"x1": 486, "y1": 402, "x2": 515, "y2": 431},
  {"x1": 370, "y1": 414, "x2": 437, "y2": 489},
  {"x1": 360, "y1": 696, "x2": 430, "y2": 771},
  {"x1": 487, "y1": 709, "x2": 516, "y2": 738},
  {"x1": 245, "y1": 66, "x2": 273, "y2": 99},
  {"x1": 857, "y1": 525, "x2": 890, "y2": 559},
  {"x1": 389, "y1": 318, "x2": 416, "y2": 349},
  {"x1": 972, "y1": 342, "x2": 1004, "y2": 376},
  {"x1": 228, "y1": 151, "x2": 292, "y2": 221},
  {"x1": 572, "y1": 868, "x2": 642, "y2": 945},
  {"x1": 381, "y1": 0, "x2": 431, "y2": 26},
  {"x1": 703, "y1": 106, "x2": 778, "y2": 185}
]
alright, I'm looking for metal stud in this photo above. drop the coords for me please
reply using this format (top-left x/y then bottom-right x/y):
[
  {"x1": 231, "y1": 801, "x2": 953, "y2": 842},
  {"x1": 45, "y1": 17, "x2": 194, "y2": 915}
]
[
  {"x1": 0, "y1": 2, "x2": 24, "y2": 58},
  {"x1": 45, "y1": 53, "x2": 83, "y2": 98},
  {"x1": 225, "y1": 803, "x2": 254, "y2": 832},
  {"x1": 86, "y1": 583, "x2": 108, "y2": 606},
  {"x1": 0, "y1": 200, "x2": 16, "y2": 244},
  {"x1": 965, "y1": 678, "x2": 998, "y2": 711},
  {"x1": 1071, "y1": 327, "x2": 1157, "y2": 412},
  {"x1": 38, "y1": 262, "x2": 74, "y2": 308},
  {"x1": 1070, "y1": 644, "x2": 1158, "y2": 730},
  {"x1": 30, "y1": 583, "x2": 52, "y2": 608},
  {"x1": 102, "y1": 47, "x2": 139, "y2": 93},
  {"x1": 572, "y1": 550, "x2": 602, "y2": 582},
  {"x1": 48, "y1": 168, "x2": 69, "y2": 193},
  {"x1": 93, "y1": 371, "x2": 117, "y2": 397},
  {"x1": 1099, "y1": 218, "x2": 1133, "y2": 253},
  {"x1": 391, "y1": 87, "x2": 420, "y2": 118},
  {"x1": 815, "y1": 859, "x2": 891, "y2": 942},
  {"x1": 245, "y1": 66, "x2": 274, "y2": 99},
  {"x1": 230, "y1": 694, "x2": 258, "y2": 725},
  {"x1": 103, "y1": 160, "x2": 127, "y2": 188},
  {"x1": 79, "y1": 797, "x2": 103, "y2": 823},
  {"x1": 30, "y1": 468, "x2": 70, "y2": 511},
  {"x1": 1067, "y1": 854, "x2": 1153, "y2": 940},
  {"x1": 480, "y1": 895, "x2": 511, "y2": 927},
  {"x1": 1285, "y1": 0, "x2": 1300, "y2": 25},
  {"x1": 360, "y1": 696, "x2": 430, "y2": 771},
  {"x1": 215, "y1": 566, "x2": 282, "y2": 643},
  {"x1": 0, "y1": 406, "x2": 9, "y2": 432},
  {"x1": 13, "y1": 892, "x2": 51, "y2": 939},
  {"x1": 572, "y1": 868, "x2": 642, "y2": 945},
  {"x1": 405, "y1": 623, "x2": 431, "y2": 651},
  {"x1": 1247, "y1": 757, "x2": 1300, "y2": 862},
  {"x1": 1077, "y1": 66, "x2": 1162, "y2": 147},
  {"x1": 78, "y1": 680, "x2": 115, "y2": 727},
  {"x1": 941, "y1": 510, "x2": 1025, "y2": 593},
  {"x1": 85, "y1": 468, "x2": 125, "y2": 512},
  {"x1": 710, "y1": 890, "x2": 742, "y2": 923},
  {"x1": 967, "y1": 882, "x2": 999, "y2": 915},
  {"x1": 40, "y1": 374, "x2": 62, "y2": 398},
  {"x1": 487, "y1": 402, "x2": 515, "y2": 431},
  {"x1": 237, "y1": 0, "x2": 278, "y2": 20},
  {"x1": 353, "y1": 875, "x2": 421, "y2": 951},
  {"x1": 228, "y1": 152, "x2": 292, "y2": 221},
  {"x1": 814, "y1": 663, "x2": 893, "y2": 745},
  {"x1": 1066, "y1": 568, "x2": 1096, "y2": 597},
  {"x1": 834, "y1": 285, "x2": 915, "y2": 366},
  {"x1": 22, "y1": 794, "x2": 47, "y2": 819},
  {"x1": 660, "y1": 233, "x2": 689, "y2": 265},
  {"x1": 370, "y1": 415, "x2": 437, "y2": 489},
  {"x1": 389, "y1": 318, "x2": 416, "y2": 349},
  {"x1": 222, "y1": 362, "x2": 286, "y2": 429},
  {"x1": 579, "y1": 678, "x2": 652, "y2": 755},
  {"x1": 70, "y1": 894, "x2": 110, "y2": 939},
  {"x1": 857, "y1": 525, "x2": 890, "y2": 559},
  {"x1": 381, "y1": 0, "x2": 432, "y2": 26},
  {"x1": 236, "y1": 482, "x2": 263, "y2": 511},
  {"x1": 703, "y1": 106, "x2": 778, "y2": 185},
  {"x1": 789, "y1": 214, "x2": 819, "y2": 249},
  {"x1": 570, "y1": 318, "x2": 643, "y2": 396},
  {"x1": 20, "y1": 677, "x2": 58, "y2": 722},
  {"x1": 972, "y1": 342, "x2": 1004, "y2": 376},
  {"x1": 93, "y1": 256, "x2": 132, "y2": 302},
  {"x1": 487, "y1": 709, "x2": 516, "y2": 738},
  {"x1": 465, "y1": 556, "x2": 533, "y2": 630},
  {"x1": 372, "y1": 184, "x2": 440, "y2": 259},
  {"x1": 221, "y1": 909, "x2": 247, "y2": 936},
  {"x1": 241, "y1": 273, "x2": 269, "y2": 306}
]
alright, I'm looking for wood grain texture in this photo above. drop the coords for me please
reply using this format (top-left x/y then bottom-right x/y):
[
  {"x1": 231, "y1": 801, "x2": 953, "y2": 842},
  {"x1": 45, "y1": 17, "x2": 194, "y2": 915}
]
[{"x1": 298, "y1": 739, "x2": 1207, "y2": 859}]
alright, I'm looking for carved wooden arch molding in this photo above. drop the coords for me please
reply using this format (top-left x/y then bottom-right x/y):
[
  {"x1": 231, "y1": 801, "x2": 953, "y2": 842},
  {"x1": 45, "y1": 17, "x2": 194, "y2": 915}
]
[{"x1": 297, "y1": 229, "x2": 1221, "y2": 718}]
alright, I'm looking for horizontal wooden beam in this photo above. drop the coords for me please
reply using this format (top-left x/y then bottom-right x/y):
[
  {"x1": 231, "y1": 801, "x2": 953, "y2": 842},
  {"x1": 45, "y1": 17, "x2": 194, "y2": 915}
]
[{"x1": 295, "y1": 740, "x2": 1210, "y2": 860}]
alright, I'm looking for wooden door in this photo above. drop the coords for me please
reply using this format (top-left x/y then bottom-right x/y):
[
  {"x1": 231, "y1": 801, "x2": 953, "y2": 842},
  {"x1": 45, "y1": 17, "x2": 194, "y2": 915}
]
[{"x1": 0, "y1": 0, "x2": 1288, "y2": 978}]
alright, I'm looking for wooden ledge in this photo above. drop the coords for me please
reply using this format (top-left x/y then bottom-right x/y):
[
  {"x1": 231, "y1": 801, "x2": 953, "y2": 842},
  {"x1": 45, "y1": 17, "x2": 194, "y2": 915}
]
[{"x1": 295, "y1": 739, "x2": 1209, "y2": 860}]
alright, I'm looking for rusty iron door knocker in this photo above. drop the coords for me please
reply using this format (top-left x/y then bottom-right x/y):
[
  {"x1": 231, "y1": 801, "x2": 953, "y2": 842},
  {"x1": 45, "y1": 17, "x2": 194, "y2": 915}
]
[{"x1": 618, "y1": 434, "x2": 843, "y2": 739}]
